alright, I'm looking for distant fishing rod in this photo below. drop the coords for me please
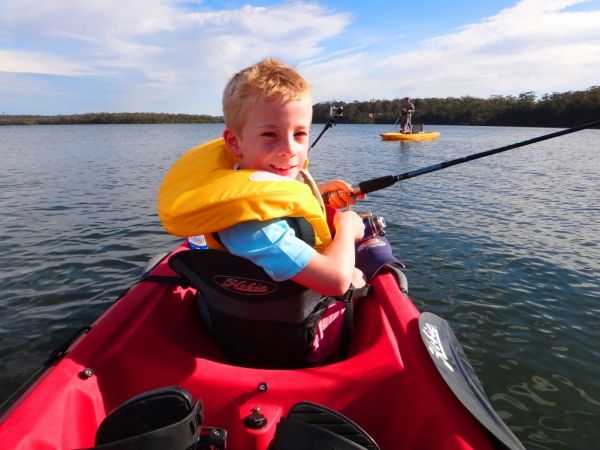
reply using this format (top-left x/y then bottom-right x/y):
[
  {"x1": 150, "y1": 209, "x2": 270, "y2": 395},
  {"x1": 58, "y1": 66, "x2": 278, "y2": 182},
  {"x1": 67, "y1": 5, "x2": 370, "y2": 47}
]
[
  {"x1": 309, "y1": 105, "x2": 344, "y2": 151},
  {"x1": 324, "y1": 120, "x2": 600, "y2": 202}
]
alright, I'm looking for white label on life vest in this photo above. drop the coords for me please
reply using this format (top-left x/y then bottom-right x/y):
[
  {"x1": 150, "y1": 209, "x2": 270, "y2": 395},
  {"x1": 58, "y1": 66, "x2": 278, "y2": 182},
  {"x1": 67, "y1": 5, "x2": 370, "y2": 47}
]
[{"x1": 188, "y1": 235, "x2": 208, "y2": 249}]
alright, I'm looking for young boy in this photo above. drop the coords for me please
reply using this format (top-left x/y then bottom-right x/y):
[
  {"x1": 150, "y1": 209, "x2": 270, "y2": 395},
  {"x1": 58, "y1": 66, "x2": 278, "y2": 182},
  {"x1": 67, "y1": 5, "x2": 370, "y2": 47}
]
[
  {"x1": 159, "y1": 58, "x2": 367, "y2": 364},
  {"x1": 219, "y1": 58, "x2": 367, "y2": 295}
]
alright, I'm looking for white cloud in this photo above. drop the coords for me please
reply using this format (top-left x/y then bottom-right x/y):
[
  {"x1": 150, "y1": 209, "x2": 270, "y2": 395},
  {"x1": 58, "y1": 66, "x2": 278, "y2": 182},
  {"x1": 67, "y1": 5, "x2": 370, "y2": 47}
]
[
  {"x1": 0, "y1": 1, "x2": 350, "y2": 71},
  {"x1": 0, "y1": 0, "x2": 598, "y2": 114},
  {"x1": 1, "y1": 0, "x2": 177, "y2": 36},
  {"x1": 306, "y1": 0, "x2": 600, "y2": 101},
  {"x1": 0, "y1": 0, "x2": 352, "y2": 113},
  {"x1": 0, "y1": 50, "x2": 93, "y2": 75}
]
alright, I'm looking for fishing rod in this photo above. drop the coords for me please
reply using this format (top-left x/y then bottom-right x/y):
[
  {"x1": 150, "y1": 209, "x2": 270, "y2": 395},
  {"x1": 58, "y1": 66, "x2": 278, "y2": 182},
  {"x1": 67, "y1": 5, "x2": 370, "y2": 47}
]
[
  {"x1": 309, "y1": 105, "x2": 344, "y2": 151},
  {"x1": 393, "y1": 115, "x2": 401, "y2": 132},
  {"x1": 325, "y1": 119, "x2": 600, "y2": 202}
]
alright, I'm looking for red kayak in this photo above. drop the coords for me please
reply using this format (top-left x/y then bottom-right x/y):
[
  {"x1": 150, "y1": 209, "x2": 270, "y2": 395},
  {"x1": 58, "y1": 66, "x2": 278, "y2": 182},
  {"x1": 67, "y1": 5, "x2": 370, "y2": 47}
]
[{"x1": 0, "y1": 243, "x2": 523, "y2": 450}]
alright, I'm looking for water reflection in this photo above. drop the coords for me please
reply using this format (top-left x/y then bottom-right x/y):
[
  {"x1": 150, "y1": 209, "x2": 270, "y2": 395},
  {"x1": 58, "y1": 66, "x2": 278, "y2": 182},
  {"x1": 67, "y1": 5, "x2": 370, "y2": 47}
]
[{"x1": 0, "y1": 123, "x2": 598, "y2": 448}]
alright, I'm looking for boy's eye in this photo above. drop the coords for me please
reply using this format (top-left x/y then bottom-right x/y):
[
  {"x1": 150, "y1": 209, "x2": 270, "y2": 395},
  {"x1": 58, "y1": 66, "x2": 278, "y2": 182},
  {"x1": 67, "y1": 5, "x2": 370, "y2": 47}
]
[{"x1": 261, "y1": 132, "x2": 277, "y2": 138}]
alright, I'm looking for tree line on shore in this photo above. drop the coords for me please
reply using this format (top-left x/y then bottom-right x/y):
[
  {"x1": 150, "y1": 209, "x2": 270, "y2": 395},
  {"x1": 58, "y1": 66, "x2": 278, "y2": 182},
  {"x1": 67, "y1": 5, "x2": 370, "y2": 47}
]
[
  {"x1": 313, "y1": 86, "x2": 599, "y2": 128},
  {"x1": 2, "y1": 86, "x2": 598, "y2": 127},
  {"x1": 0, "y1": 112, "x2": 223, "y2": 126}
]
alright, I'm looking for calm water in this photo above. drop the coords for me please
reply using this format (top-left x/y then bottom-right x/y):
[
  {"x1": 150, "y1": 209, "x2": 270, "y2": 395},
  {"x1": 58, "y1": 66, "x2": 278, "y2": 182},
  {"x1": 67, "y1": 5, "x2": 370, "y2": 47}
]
[{"x1": 1, "y1": 123, "x2": 599, "y2": 449}]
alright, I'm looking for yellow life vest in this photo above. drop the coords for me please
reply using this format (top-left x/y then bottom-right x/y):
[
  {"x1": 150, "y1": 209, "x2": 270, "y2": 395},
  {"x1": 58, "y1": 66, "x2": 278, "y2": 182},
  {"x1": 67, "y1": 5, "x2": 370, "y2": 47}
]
[{"x1": 158, "y1": 138, "x2": 332, "y2": 251}]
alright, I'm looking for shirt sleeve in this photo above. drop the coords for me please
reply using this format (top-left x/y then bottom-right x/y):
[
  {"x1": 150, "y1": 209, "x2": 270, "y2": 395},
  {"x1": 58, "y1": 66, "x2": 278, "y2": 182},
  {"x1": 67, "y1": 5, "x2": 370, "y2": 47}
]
[{"x1": 218, "y1": 219, "x2": 316, "y2": 281}]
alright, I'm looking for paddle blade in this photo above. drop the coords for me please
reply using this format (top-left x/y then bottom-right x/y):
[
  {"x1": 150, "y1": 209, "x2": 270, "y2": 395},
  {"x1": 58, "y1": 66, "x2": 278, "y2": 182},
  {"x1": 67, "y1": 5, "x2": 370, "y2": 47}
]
[{"x1": 419, "y1": 312, "x2": 525, "y2": 450}]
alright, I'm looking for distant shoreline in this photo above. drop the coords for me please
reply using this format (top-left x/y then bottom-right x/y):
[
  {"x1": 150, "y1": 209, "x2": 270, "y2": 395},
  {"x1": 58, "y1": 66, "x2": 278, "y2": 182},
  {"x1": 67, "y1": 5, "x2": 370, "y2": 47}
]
[
  {"x1": 0, "y1": 112, "x2": 224, "y2": 126},
  {"x1": 3, "y1": 85, "x2": 599, "y2": 127},
  {"x1": 312, "y1": 86, "x2": 599, "y2": 128}
]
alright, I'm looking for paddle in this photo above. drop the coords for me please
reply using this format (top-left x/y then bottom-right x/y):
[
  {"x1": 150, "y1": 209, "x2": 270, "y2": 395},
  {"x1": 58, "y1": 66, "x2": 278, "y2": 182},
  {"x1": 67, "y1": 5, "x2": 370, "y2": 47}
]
[
  {"x1": 420, "y1": 313, "x2": 526, "y2": 450},
  {"x1": 324, "y1": 120, "x2": 600, "y2": 202}
]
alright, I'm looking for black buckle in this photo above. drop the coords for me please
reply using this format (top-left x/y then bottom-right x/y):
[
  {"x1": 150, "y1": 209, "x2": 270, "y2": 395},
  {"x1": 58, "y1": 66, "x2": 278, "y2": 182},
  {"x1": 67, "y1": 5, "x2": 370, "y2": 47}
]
[{"x1": 337, "y1": 284, "x2": 371, "y2": 303}]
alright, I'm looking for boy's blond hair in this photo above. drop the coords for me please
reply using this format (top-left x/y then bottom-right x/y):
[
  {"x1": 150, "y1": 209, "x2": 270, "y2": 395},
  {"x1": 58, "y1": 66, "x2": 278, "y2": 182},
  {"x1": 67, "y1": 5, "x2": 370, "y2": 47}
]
[{"x1": 222, "y1": 57, "x2": 312, "y2": 135}]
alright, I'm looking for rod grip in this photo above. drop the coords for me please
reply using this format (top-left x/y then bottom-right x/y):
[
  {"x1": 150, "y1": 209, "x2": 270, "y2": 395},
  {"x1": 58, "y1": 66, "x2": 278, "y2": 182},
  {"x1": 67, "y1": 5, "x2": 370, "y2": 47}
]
[
  {"x1": 321, "y1": 175, "x2": 397, "y2": 205},
  {"x1": 356, "y1": 175, "x2": 397, "y2": 194}
]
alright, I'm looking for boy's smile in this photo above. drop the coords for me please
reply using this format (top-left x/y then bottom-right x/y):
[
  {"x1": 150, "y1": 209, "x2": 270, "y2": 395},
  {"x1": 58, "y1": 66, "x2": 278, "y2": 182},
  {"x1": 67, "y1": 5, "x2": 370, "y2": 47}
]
[{"x1": 224, "y1": 96, "x2": 313, "y2": 179}]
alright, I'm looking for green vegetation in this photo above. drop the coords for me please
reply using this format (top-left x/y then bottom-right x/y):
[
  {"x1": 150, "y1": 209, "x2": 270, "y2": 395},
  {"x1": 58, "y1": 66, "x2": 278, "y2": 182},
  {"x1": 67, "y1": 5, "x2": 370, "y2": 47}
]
[
  {"x1": 3, "y1": 86, "x2": 598, "y2": 127},
  {"x1": 313, "y1": 86, "x2": 600, "y2": 127},
  {"x1": 0, "y1": 112, "x2": 223, "y2": 126}
]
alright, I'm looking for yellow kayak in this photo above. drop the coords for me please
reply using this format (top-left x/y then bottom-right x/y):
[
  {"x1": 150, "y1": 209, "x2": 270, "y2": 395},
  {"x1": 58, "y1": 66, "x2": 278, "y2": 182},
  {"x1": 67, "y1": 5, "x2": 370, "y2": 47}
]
[{"x1": 380, "y1": 131, "x2": 440, "y2": 141}]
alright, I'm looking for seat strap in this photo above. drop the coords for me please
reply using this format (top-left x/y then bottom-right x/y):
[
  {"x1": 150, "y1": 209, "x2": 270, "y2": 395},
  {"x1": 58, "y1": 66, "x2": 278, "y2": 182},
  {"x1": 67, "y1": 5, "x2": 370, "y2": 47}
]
[
  {"x1": 337, "y1": 284, "x2": 371, "y2": 360},
  {"x1": 139, "y1": 274, "x2": 190, "y2": 287}
]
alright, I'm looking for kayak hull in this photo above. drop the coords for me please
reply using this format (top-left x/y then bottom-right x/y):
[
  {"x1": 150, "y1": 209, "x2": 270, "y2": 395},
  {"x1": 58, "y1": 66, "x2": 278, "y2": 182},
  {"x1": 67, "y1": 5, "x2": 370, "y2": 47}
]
[
  {"x1": 380, "y1": 131, "x2": 440, "y2": 141},
  {"x1": 0, "y1": 244, "x2": 502, "y2": 450}
]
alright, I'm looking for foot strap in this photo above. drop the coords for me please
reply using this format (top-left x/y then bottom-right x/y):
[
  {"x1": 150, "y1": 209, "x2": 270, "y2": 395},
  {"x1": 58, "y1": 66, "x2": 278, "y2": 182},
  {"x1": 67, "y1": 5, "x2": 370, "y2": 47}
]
[
  {"x1": 272, "y1": 401, "x2": 380, "y2": 450},
  {"x1": 85, "y1": 386, "x2": 202, "y2": 450}
]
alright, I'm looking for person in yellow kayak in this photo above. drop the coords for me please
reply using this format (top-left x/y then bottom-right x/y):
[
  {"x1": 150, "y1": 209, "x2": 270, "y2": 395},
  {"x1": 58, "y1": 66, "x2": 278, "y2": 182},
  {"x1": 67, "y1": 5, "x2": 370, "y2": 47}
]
[
  {"x1": 400, "y1": 97, "x2": 415, "y2": 133},
  {"x1": 159, "y1": 58, "x2": 403, "y2": 366}
]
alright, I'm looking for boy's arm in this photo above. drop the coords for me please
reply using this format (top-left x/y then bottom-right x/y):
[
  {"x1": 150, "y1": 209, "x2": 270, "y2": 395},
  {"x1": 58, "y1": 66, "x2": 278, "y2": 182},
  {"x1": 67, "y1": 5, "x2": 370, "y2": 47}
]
[
  {"x1": 291, "y1": 210, "x2": 366, "y2": 296},
  {"x1": 219, "y1": 214, "x2": 366, "y2": 297}
]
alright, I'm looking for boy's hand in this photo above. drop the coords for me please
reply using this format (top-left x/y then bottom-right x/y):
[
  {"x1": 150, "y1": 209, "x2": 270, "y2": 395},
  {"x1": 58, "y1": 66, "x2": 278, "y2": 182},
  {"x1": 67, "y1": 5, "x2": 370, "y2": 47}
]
[
  {"x1": 333, "y1": 210, "x2": 365, "y2": 242},
  {"x1": 318, "y1": 179, "x2": 364, "y2": 209}
]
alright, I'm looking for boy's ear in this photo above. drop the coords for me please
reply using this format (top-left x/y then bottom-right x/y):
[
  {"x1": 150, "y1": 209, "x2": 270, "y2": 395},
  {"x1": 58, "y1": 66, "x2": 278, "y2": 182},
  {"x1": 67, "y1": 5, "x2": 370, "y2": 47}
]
[{"x1": 223, "y1": 129, "x2": 242, "y2": 158}]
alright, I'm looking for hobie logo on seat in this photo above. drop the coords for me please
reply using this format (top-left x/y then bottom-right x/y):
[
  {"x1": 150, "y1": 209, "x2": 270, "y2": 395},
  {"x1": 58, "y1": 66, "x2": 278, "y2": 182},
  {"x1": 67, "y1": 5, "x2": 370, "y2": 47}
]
[{"x1": 213, "y1": 275, "x2": 277, "y2": 295}]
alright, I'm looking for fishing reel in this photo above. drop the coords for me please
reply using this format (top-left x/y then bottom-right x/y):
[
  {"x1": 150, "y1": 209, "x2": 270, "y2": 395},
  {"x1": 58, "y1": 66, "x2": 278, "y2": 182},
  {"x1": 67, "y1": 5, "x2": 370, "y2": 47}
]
[{"x1": 360, "y1": 212, "x2": 386, "y2": 240}]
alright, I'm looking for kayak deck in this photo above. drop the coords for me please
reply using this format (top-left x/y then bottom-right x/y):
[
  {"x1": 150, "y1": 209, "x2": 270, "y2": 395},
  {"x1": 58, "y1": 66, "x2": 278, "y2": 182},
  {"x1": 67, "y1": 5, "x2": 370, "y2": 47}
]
[
  {"x1": 380, "y1": 131, "x2": 440, "y2": 141},
  {"x1": 0, "y1": 244, "x2": 498, "y2": 450}
]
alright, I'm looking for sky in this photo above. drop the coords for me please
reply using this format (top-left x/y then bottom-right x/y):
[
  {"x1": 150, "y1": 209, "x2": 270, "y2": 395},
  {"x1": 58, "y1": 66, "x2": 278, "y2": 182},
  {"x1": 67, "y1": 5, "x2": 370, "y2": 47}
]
[{"x1": 1, "y1": 0, "x2": 599, "y2": 115}]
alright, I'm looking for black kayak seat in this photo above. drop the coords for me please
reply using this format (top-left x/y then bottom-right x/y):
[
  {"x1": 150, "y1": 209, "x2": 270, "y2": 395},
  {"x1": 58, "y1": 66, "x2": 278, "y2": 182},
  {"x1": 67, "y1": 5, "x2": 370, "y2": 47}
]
[{"x1": 167, "y1": 249, "x2": 370, "y2": 368}]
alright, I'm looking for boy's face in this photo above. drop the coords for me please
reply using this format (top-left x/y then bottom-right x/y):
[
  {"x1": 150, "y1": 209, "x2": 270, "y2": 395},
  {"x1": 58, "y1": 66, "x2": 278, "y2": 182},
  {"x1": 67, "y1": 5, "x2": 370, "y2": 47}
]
[{"x1": 224, "y1": 96, "x2": 312, "y2": 179}]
